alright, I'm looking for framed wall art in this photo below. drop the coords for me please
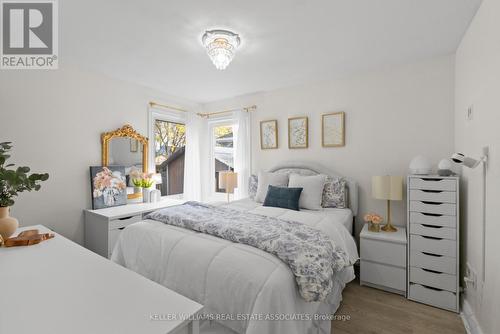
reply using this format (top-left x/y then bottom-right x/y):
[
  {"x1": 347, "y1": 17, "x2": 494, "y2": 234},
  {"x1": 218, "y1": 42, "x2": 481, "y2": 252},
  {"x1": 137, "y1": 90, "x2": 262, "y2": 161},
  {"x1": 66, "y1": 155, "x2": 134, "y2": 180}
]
[
  {"x1": 260, "y1": 120, "x2": 278, "y2": 149},
  {"x1": 288, "y1": 116, "x2": 308, "y2": 149},
  {"x1": 322, "y1": 112, "x2": 345, "y2": 147}
]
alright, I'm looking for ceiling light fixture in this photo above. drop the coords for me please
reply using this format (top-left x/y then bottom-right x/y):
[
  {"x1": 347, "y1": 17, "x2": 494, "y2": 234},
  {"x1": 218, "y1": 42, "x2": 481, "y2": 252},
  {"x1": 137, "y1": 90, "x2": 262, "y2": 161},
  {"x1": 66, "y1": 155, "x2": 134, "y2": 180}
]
[{"x1": 202, "y1": 29, "x2": 240, "y2": 70}]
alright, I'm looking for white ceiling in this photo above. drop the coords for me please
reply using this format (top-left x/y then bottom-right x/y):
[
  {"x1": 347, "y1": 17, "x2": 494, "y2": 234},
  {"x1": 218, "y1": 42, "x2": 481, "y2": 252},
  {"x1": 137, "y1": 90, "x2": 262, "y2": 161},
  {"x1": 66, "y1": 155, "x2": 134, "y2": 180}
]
[{"x1": 62, "y1": 0, "x2": 481, "y2": 103}]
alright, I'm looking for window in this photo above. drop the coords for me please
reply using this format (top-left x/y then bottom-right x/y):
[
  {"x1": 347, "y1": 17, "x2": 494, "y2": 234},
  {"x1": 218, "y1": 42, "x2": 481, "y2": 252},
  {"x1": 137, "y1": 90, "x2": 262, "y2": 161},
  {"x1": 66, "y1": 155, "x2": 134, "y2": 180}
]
[
  {"x1": 153, "y1": 118, "x2": 186, "y2": 196},
  {"x1": 211, "y1": 123, "x2": 235, "y2": 198}
]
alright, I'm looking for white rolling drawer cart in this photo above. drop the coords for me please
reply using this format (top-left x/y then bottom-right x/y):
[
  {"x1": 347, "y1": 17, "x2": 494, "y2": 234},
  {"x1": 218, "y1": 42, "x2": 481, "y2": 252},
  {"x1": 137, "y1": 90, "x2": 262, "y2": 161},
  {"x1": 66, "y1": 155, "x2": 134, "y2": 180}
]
[
  {"x1": 407, "y1": 175, "x2": 460, "y2": 313},
  {"x1": 360, "y1": 225, "x2": 407, "y2": 296}
]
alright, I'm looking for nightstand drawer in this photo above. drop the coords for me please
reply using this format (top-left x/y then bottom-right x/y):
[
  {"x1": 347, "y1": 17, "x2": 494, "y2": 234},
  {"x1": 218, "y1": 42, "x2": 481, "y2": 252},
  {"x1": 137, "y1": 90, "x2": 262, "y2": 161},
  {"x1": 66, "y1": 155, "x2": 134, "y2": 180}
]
[
  {"x1": 410, "y1": 201, "x2": 456, "y2": 216},
  {"x1": 409, "y1": 212, "x2": 456, "y2": 228},
  {"x1": 361, "y1": 260, "x2": 406, "y2": 292},
  {"x1": 410, "y1": 267, "x2": 456, "y2": 292},
  {"x1": 410, "y1": 235, "x2": 456, "y2": 257},
  {"x1": 109, "y1": 214, "x2": 142, "y2": 230},
  {"x1": 409, "y1": 189, "x2": 456, "y2": 204},
  {"x1": 360, "y1": 238, "x2": 406, "y2": 267},
  {"x1": 409, "y1": 178, "x2": 456, "y2": 191},
  {"x1": 409, "y1": 283, "x2": 457, "y2": 311},
  {"x1": 410, "y1": 251, "x2": 456, "y2": 275},
  {"x1": 410, "y1": 223, "x2": 456, "y2": 240}
]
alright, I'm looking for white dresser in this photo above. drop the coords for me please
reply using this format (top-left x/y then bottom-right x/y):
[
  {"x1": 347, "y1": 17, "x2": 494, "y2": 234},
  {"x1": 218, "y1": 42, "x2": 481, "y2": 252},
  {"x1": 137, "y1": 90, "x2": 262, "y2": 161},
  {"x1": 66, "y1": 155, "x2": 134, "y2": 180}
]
[
  {"x1": 360, "y1": 224, "x2": 407, "y2": 295},
  {"x1": 407, "y1": 175, "x2": 460, "y2": 313},
  {"x1": 85, "y1": 199, "x2": 184, "y2": 258}
]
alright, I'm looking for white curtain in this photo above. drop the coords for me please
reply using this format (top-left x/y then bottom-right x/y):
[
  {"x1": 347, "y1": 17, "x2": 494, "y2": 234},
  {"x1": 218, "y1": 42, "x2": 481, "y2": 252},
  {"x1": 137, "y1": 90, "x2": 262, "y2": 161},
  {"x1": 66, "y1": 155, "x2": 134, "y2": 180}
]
[
  {"x1": 234, "y1": 110, "x2": 251, "y2": 200},
  {"x1": 183, "y1": 111, "x2": 206, "y2": 201}
]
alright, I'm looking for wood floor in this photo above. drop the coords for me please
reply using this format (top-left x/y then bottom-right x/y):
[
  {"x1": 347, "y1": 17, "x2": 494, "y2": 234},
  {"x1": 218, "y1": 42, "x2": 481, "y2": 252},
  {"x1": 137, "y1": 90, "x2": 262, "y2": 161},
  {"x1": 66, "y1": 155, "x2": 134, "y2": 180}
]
[{"x1": 332, "y1": 281, "x2": 466, "y2": 334}]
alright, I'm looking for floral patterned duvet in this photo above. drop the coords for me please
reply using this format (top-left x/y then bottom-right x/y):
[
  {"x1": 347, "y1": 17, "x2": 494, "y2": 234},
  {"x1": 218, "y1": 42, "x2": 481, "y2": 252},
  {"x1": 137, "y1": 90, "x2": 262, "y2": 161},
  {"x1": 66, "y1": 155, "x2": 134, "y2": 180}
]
[{"x1": 146, "y1": 201, "x2": 350, "y2": 302}]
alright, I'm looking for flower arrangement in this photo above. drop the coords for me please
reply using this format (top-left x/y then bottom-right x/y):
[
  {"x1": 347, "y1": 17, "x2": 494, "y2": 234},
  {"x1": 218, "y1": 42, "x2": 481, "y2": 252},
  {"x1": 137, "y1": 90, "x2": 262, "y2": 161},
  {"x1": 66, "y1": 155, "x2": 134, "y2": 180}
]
[
  {"x1": 93, "y1": 167, "x2": 126, "y2": 206},
  {"x1": 364, "y1": 213, "x2": 383, "y2": 232},
  {"x1": 131, "y1": 172, "x2": 155, "y2": 188}
]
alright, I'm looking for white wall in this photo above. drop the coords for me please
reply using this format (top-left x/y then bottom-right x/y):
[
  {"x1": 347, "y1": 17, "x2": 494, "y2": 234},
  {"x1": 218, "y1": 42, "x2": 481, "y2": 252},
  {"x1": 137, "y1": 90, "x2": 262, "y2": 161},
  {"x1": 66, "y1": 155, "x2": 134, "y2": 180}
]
[
  {"x1": 455, "y1": 0, "x2": 500, "y2": 332},
  {"x1": 0, "y1": 66, "x2": 199, "y2": 244},
  {"x1": 204, "y1": 56, "x2": 455, "y2": 235}
]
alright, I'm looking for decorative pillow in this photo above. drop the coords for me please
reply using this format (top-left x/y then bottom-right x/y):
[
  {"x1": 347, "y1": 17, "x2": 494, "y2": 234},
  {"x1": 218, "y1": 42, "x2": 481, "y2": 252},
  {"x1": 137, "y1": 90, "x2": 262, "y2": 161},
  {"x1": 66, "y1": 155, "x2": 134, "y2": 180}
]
[
  {"x1": 288, "y1": 173, "x2": 327, "y2": 210},
  {"x1": 322, "y1": 176, "x2": 347, "y2": 208},
  {"x1": 248, "y1": 174, "x2": 258, "y2": 199},
  {"x1": 263, "y1": 185, "x2": 303, "y2": 211},
  {"x1": 255, "y1": 171, "x2": 289, "y2": 202}
]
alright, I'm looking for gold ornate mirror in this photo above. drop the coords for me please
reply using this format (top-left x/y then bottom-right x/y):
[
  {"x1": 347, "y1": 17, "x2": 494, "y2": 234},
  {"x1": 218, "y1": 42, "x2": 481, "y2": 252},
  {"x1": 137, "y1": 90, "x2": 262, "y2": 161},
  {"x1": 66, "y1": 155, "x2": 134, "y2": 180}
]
[{"x1": 101, "y1": 124, "x2": 149, "y2": 173}]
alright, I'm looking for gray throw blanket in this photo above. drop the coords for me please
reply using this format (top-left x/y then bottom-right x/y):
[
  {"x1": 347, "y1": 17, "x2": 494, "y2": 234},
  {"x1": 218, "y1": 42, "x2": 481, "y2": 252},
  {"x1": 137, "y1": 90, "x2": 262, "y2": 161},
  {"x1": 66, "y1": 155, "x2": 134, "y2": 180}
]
[{"x1": 146, "y1": 201, "x2": 349, "y2": 302}]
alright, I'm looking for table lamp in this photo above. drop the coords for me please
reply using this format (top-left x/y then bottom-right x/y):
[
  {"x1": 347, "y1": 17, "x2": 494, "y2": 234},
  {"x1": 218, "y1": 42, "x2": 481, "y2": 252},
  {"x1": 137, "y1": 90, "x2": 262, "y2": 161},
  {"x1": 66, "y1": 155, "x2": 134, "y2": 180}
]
[
  {"x1": 219, "y1": 171, "x2": 238, "y2": 202},
  {"x1": 372, "y1": 176, "x2": 403, "y2": 232}
]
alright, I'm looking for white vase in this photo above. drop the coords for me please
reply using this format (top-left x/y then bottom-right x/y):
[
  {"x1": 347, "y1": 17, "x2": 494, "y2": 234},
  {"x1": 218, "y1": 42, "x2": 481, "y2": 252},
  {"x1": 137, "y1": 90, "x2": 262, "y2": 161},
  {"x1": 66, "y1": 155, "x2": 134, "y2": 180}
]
[
  {"x1": 103, "y1": 188, "x2": 115, "y2": 206},
  {"x1": 143, "y1": 187, "x2": 153, "y2": 203}
]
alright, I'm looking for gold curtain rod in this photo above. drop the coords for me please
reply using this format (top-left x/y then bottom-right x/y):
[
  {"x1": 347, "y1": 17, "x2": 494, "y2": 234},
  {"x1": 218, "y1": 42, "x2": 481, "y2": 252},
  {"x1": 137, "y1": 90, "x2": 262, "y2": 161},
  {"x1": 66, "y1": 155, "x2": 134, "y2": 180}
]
[
  {"x1": 197, "y1": 105, "x2": 257, "y2": 118},
  {"x1": 149, "y1": 101, "x2": 257, "y2": 118},
  {"x1": 149, "y1": 101, "x2": 189, "y2": 113}
]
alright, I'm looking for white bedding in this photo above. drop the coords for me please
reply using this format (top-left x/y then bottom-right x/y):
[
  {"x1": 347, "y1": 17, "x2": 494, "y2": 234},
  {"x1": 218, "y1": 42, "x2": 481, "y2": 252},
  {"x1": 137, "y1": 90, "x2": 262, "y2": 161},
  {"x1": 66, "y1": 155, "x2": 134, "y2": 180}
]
[{"x1": 112, "y1": 199, "x2": 358, "y2": 334}]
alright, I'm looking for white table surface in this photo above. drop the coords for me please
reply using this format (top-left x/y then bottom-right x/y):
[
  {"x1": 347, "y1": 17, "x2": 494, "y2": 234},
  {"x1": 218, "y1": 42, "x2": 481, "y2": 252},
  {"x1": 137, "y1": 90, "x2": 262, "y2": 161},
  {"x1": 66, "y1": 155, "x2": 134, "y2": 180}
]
[
  {"x1": 360, "y1": 224, "x2": 407, "y2": 244},
  {"x1": 86, "y1": 198, "x2": 185, "y2": 218},
  {"x1": 0, "y1": 225, "x2": 203, "y2": 334}
]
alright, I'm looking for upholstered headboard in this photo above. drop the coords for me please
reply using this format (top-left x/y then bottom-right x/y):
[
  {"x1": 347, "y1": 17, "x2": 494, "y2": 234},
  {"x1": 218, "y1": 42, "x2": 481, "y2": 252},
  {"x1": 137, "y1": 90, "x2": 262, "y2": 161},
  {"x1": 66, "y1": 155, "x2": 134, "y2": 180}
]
[{"x1": 267, "y1": 161, "x2": 359, "y2": 216}]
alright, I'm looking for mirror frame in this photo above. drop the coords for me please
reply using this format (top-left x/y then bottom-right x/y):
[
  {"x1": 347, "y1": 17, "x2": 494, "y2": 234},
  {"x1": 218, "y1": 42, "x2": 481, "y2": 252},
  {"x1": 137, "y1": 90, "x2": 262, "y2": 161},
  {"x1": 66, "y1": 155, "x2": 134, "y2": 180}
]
[{"x1": 101, "y1": 124, "x2": 149, "y2": 173}]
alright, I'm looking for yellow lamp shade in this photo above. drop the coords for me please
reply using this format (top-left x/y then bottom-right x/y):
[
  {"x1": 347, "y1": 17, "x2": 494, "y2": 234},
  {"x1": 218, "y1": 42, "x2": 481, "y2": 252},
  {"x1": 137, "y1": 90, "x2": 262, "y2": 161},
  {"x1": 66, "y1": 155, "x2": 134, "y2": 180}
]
[
  {"x1": 219, "y1": 171, "x2": 238, "y2": 193},
  {"x1": 372, "y1": 176, "x2": 403, "y2": 201}
]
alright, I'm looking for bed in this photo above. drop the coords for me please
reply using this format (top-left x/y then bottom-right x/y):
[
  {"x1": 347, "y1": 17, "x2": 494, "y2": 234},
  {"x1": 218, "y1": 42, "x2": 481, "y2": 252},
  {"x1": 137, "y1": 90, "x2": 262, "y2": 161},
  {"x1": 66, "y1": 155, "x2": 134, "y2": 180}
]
[{"x1": 112, "y1": 162, "x2": 359, "y2": 334}]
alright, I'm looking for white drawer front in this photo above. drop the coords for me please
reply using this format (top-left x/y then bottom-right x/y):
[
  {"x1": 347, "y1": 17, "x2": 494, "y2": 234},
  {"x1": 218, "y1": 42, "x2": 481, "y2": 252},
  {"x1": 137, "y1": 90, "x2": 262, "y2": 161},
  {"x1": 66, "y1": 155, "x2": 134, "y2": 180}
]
[
  {"x1": 108, "y1": 228, "x2": 124, "y2": 258},
  {"x1": 409, "y1": 189, "x2": 456, "y2": 204},
  {"x1": 361, "y1": 238, "x2": 406, "y2": 267},
  {"x1": 410, "y1": 224, "x2": 456, "y2": 240},
  {"x1": 410, "y1": 201, "x2": 456, "y2": 216},
  {"x1": 410, "y1": 235, "x2": 456, "y2": 257},
  {"x1": 410, "y1": 251, "x2": 456, "y2": 275},
  {"x1": 361, "y1": 260, "x2": 406, "y2": 292},
  {"x1": 409, "y1": 212, "x2": 456, "y2": 228},
  {"x1": 410, "y1": 267, "x2": 457, "y2": 292},
  {"x1": 109, "y1": 214, "x2": 142, "y2": 230},
  {"x1": 409, "y1": 178, "x2": 456, "y2": 191},
  {"x1": 409, "y1": 283, "x2": 457, "y2": 311}
]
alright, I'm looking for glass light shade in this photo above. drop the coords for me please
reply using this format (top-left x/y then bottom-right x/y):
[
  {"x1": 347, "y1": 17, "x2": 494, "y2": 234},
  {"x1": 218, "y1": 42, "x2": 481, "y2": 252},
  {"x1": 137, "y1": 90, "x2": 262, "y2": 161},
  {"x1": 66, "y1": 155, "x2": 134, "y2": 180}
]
[{"x1": 202, "y1": 30, "x2": 240, "y2": 70}]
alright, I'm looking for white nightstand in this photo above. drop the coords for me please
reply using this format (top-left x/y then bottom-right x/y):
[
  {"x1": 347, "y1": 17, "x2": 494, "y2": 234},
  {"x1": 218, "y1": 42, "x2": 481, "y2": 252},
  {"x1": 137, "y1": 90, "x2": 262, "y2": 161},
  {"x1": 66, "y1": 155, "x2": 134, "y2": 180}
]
[{"x1": 360, "y1": 224, "x2": 407, "y2": 296}]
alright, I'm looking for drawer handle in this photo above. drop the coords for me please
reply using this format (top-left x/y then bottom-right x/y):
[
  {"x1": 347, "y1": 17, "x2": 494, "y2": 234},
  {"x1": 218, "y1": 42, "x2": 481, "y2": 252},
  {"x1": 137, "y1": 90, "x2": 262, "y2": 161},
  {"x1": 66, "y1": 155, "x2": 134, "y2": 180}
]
[
  {"x1": 422, "y1": 252, "x2": 443, "y2": 257},
  {"x1": 118, "y1": 227, "x2": 126, "y2": 231},
  {"x1": 421, "y1": 213, "x2": 443, "y2": 217},
  {"x1": 421, "y1": 201, "x2": 443, "y2": 205},
  {"x1": 421, "y1": 224, "x2": 443, "y2": 229},
  {"x1": 421, "y1": 268, "x2": 443, "y2": 274},
  {"x1": 421, "y1": 190, "x2": 443, "y2": 193},
  {"x1": 118, "y1": 216, "x2": 135, "y2": 221},
  {"x1": 421, "y1": 178, "x2": 443, "y2": 182},
  {"x1": 420, "y1": 284, "x2": 444, "y2": 292},
  {"x1": 421, "y1": 235, "x2": 443, "y2": 240}
]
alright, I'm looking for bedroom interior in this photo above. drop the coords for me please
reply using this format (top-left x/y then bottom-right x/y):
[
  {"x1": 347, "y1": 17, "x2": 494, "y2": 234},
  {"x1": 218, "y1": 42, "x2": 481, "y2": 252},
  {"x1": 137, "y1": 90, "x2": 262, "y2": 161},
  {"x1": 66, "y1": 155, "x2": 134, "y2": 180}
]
[{"x1": 0, "y1": 0, "x2": 499, "y2": 334}]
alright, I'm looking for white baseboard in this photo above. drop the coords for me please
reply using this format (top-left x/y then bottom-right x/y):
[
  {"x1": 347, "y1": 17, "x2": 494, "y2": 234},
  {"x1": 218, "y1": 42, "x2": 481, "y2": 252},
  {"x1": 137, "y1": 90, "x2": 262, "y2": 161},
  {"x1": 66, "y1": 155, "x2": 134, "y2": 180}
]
[{"x1": 461, "y1": 299, "x2": 484, "y2": 334}]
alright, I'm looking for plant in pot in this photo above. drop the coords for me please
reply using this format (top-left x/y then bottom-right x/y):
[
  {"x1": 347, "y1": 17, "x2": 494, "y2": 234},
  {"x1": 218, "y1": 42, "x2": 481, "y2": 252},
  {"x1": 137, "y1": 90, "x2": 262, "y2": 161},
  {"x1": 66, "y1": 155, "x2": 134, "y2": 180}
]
[{"x1": 0, "y1": 142, "x2": 49, "y2": 240}]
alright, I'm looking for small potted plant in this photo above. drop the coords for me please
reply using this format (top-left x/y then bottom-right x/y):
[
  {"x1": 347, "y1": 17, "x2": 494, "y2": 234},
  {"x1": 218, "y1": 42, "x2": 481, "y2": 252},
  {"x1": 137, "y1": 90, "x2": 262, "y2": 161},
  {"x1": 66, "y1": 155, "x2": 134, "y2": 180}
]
[
  {"x1": 0, "y1": 142, "x2": 49, "y2": 239},
  {"x1": 364, "y1": 213, "x2": 383, "y2": 232}
]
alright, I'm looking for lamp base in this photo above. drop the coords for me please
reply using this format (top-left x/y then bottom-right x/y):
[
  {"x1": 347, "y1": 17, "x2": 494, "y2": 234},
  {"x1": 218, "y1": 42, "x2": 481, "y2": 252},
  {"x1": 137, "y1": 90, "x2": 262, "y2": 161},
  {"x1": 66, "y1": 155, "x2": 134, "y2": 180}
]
[{"x1": 381, "y1": 223, "x2": 398, "y2": 232}]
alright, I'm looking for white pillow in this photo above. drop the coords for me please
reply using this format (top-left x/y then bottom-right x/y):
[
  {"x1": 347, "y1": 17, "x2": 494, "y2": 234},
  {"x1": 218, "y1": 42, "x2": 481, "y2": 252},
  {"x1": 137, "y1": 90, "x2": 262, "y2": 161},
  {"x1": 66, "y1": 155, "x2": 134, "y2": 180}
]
[
  {"x1": 255, "y1": 171, "x2": 289, "y2": 202},
  {"x1": 288, "y1": 173, "x2": 327, "y2": 210}
]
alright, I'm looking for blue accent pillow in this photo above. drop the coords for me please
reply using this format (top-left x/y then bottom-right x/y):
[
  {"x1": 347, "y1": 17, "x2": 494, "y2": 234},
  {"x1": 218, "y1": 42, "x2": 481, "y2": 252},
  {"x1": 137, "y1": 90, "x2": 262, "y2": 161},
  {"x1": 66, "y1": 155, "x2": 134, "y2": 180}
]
[{"x1": 263, "y1": 185, "x2": 303, "y2": 211}]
